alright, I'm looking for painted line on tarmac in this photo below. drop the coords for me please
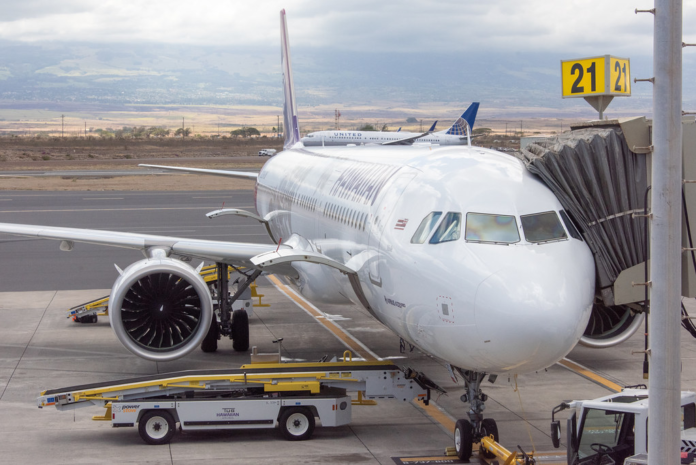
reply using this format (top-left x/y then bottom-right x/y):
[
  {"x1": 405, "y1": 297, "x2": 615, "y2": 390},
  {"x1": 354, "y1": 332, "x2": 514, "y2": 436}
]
[
  {"x1": 82, "y1": 197, "x2": 124, "y2": 200},
  {"x1": 267, "y1": 275, "x2": 379, "y2": 361},
  {"x1": 557, "y1": 358, "x2": 622, "y2": 393},
  {"x1": 0, "y1": 205, "x2": 253, "y2": 213}
]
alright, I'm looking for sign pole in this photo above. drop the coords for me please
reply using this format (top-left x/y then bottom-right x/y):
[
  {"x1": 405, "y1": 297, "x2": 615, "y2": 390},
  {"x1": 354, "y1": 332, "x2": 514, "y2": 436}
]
[{"x1": 648, "y1": 0, "x2": 683, "y2": 462}]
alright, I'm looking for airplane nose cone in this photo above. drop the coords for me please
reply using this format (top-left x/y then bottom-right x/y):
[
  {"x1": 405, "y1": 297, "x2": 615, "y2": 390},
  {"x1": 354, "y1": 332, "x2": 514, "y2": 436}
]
[{"x1": 474, "y1": 261, "x2": 593, "y2": 373}]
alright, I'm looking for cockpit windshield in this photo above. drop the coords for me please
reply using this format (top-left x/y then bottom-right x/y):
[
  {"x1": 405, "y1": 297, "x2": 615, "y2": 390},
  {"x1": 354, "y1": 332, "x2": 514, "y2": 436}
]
[
  {"x1": 520, "y1": 211, "x2": 567, "y2": 243},
  {"x1": 411, "y1": 212, "x2": 442, "y2": 244},
  {"x1": 429, "y1": 212, "x2": 462, "y2": 244},
  {"x1": 465, "y1": 213, "x2": 520, "y2": 244}
]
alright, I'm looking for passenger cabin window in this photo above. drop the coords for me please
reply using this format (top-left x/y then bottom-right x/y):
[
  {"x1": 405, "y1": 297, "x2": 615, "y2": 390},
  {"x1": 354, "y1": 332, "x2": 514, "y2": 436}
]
[
  {"x1": 521, "y1": 211, "x2": 567, "y2": 243},
  {"x1": 465, "y1": 213, "x2": 520, "y2": 244},
  {"x1": 411, "y1": 212, "x2": 442, "y2": 244},
  {"x1": 430, "y1": 212, "x2": 462, "y2": 244}
]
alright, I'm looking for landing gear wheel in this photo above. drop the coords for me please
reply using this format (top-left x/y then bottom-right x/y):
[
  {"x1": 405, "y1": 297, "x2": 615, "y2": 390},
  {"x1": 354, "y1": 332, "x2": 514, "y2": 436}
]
[
  {"x1": 279, "y1": 407, "x2": 315, "y2": 441},
  {"x1": 231, "y1": 310, "x2": 249, "y2": 352},
  {"x1": 138, "y1": 410, "x2": 176, "y2": 445},
  {"x1": 480, "y1": 418, "x2": 499, "y2": 459},
  {"x1": 200, "y1": 316, "x2": 219, "y2": 353},
  {"x1": 454, "y1": 419, "x2": 474, "y2": 462}
]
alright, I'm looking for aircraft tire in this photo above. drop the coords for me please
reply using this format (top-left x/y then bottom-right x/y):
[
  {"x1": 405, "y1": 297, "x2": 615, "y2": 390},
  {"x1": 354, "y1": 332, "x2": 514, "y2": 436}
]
[
  {"x1": 480, "y1": 418, "x2": 499, "y2": 459},
  {"x1": 231, "y1": 310, "x2": 249, "y2": 352},
  {"x1": 200, "y1": 317, "x2": 219, "y2": 353},
  {"x1": 454, "y1": 419, "x2": 473, "y2": 461}
]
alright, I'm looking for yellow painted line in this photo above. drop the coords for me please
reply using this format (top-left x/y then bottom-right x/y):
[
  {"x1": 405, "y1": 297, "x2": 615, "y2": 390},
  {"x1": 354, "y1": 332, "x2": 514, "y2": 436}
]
[
  {"x1": 399, "y1": 457, "x2": 455, "y2": 462},
  {"x1": 267, "y1": 275, "x2": 378, "y2": 361},
  {"x1": 557, "y1": 358, "x2": 622, "y2": 393},
  {"x1": 413, "y1": 398, "x2": 456, "y2": 433}
]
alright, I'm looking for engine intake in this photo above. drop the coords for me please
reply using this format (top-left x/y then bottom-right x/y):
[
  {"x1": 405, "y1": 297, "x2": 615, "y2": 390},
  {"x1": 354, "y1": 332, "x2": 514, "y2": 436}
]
[
  {"x1": 109, "y1": 258, "x2": 213, "y2": 361},
  {"x1": 579, "y1": 303, "x2": 644, "y2": 349}
]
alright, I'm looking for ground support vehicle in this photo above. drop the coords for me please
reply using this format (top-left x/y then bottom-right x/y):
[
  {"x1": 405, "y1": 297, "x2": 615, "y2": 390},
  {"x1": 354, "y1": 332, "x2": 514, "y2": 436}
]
[
  {"x1": 36, "y1": 356, "x2": 436, "y2": 444},
  {"x1": 550, "y1": 388, "x2": 696, "y2": 464}
]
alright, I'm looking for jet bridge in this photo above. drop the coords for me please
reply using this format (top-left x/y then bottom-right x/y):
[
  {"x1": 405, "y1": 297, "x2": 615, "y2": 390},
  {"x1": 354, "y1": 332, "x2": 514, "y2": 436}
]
[{"x1": 518, "y1": 116, "x2": 696, "y2": 348}]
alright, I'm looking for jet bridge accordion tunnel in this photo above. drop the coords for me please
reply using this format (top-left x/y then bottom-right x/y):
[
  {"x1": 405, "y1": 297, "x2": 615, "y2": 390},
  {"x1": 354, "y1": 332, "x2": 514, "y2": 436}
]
[{"x1": 518, "y1": 116, "x2": 696, "y2": 349}]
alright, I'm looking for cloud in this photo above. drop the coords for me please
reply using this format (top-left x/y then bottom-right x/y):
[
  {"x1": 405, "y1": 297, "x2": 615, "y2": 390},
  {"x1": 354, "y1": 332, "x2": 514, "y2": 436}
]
[{"x1": 0, "y1": 0, "x2": 691, "y2": 58}]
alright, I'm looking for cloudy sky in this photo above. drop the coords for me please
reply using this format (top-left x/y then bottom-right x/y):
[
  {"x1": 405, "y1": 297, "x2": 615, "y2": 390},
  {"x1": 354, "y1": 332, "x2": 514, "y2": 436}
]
[
  {"x1": 1, "y1": 1, "x2": 694, "y2": 115},
  {"x1": 3, "y1": 0, "x2": 693, "y2": 52}
]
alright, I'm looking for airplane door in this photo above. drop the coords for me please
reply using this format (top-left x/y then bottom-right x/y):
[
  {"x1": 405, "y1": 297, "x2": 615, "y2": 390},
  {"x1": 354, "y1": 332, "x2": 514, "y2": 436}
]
[{"x1": 368, "y1": 170, "x2": 417, "y2": 286}]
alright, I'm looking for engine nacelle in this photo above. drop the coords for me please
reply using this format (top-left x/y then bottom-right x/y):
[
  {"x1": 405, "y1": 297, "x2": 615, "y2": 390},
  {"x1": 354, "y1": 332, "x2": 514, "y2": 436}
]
[
  {"x1": 579, "y1": 303, "x2": 645, "y2": 349},
  {"x1": 109, "y1": 258, "x2": 213, "y2": 361}
]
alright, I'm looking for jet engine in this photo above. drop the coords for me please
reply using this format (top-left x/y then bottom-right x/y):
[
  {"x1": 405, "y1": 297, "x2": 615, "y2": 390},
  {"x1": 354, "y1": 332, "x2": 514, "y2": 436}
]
[
  {"x1": 109, "y1": 258, "x2": 213, "y2": 361},
  {"x1": 579, "y1": 303, "x2": 644, "y2": 348}
]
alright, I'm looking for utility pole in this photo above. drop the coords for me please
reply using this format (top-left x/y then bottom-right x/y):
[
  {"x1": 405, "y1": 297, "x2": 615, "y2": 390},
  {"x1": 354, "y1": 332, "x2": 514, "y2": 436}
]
[
  {"x1": 84, "y1": 121, "x2": 87, "y2": 138},
  {"x1": 648, "y1": 0, "x2": 683, "y2": 463},
  {"x1": 520, "y1": 120, "x2": 523, "y2": 136},
  {"x1": 335, "y1": 109, "x2": 341, "y2": 130},
  {"x1": 505, "y1": 122, "x2": 508, "y2": 137},
  {"x1": 218, "y1": 123, "x2": 220, "y2": 137},
  {"x1": 182, "y1": 117, "x2": 185, "y2": 138},
  {"x1": 277, "y1": 115, "x2": 280, "y2": 138},
  {"x1": 61, "y1": 114, "x2": 64, "y2": 138}
]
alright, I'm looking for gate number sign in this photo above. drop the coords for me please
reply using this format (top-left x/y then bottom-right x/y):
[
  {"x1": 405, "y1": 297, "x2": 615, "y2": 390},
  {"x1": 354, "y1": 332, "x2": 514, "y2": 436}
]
[{"x1": 561, "y1": 55, "x2": 631, "y2": 98}]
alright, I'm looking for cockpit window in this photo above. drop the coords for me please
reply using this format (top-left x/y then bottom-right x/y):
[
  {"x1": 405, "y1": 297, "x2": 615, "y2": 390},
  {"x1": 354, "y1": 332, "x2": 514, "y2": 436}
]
[
  {"x1": 559, "y1": 210, "x2": 583, "y2": 241},
  {"x1": 430, "y1": 212, "x2": 462, "y2": 244},
  {"x1": 465, "y1": 213, "x2": 520, "y2": 244},
  {"x1": 411, "y1": 212, "x2": 442, "y2": 244},
  {"x1": 521, "y1": 211, "x2": 568, "y2": 243}
]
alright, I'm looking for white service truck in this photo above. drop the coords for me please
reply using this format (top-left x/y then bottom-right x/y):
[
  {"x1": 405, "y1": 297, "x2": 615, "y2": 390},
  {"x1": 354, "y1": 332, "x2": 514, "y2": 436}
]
[{"x1": 550, "y1": 387, "x2": 696, "y2": 464}]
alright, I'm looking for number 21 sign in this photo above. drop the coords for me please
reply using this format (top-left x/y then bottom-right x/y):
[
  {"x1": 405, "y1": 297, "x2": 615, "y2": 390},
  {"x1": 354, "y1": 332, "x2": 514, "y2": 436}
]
[{"x1": 561, "y1": 55, "x2": 631, "y2": 98}]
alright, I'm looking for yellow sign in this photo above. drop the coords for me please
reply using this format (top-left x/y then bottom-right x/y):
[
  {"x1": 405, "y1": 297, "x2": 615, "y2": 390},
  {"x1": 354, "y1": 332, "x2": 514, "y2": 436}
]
[
  {"x1": 561, "y1": 55, "x2": 631, "y2": 98},
  {"x1": 609, "y1": 57, "x2": 631, "y2": 94}
]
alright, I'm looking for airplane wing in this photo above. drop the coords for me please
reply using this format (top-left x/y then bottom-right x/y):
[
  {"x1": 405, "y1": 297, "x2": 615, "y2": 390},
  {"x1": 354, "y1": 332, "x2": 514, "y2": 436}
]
[
  {"x1": 0, "y1": 221, "x2": 358, "y2": 278},
  {"x1": 139, "y1": 164, "x2": 258, "y2": 179},
  {"x1": 381, "y1": 132, "x2": 429, "y2": 146}
]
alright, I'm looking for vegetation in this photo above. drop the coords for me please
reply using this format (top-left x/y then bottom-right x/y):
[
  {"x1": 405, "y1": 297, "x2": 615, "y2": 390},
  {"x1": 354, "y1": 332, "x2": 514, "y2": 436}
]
[
  {"x1": 472, "y1": 128, "x2": 492, "y2": 135},
  {"x1": 174, "y1": 127, "x2": 192, "y2": 137},
  {"x1": 357, "y1": 123, "x2": 376, "y2": 131},
  {"x1": 406, "y1": 117, "x2": 418, "y2": 123},
  {"x1": 230, "y1": 127, "x2": 261, "y2": 138}
]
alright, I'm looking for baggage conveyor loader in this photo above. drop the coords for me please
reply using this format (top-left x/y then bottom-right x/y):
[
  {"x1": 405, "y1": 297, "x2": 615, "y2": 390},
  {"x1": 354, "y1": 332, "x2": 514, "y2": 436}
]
[{"x1": 36, "y1": 353, "x2": 439, "y2": 445}]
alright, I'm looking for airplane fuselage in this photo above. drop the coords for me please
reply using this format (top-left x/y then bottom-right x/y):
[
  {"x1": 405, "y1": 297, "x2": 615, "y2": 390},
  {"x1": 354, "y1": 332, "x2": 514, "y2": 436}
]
[
  {"x1": 255, "y1": 144, "x2": 596, "y2": 375},
  {"x1": 301, "y1": 130, "x2": 466, "y2": 146}
]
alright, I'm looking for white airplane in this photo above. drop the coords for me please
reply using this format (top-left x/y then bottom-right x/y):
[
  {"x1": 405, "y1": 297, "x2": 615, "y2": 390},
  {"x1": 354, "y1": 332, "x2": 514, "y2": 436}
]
[
  {"x1": 301, "y1": 104, "x2": 478, "y2": 146},
  {"x1": 0, "y1": 10, "x2": 599, "y2": 460}
]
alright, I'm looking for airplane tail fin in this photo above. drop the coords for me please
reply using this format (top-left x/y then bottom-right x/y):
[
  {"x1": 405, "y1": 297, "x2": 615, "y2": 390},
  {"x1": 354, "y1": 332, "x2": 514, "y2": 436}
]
[
  {"x1": 280, "y1": 10, "x2": 301, "y2": 149},
  {"x1": 442, "y1": 102, "x2": 479, "y2": 136},
  {"x1": 428, "y1": 121, "x2": 438, "y2": 132}
]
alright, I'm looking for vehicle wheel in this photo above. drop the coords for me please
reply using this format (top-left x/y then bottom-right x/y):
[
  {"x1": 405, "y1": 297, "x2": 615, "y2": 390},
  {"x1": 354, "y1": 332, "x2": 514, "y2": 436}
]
[
  {"x1": 231, "y1": 310, "x2": 249, "y2": 352},
  {"x1": 138, "y1": 410, "x2": 176, "y2": 445},
  {"x1": 454, "y1": 419, "x2": 473, "y2": 462},
  {"x1": 75, "y1": 314, "x2": 98, "y2": 324},
  {"x1": 200, "y1": 316, "x2": 219, "y2": 353},
  {"x1": 480, "y1": 418, "x2": 499, "y2": 459},
  {"x1": 279, "y1": 407, "x2": 315, "y2": 441}
]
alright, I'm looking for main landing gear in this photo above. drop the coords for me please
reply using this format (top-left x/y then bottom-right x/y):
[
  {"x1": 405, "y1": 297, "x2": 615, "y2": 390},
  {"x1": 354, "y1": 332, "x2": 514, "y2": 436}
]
[
  {"x1": 201, "y1": 263, "x2": 262, "y2": 354},
  {"x1": 453, "y1": 370, "x2": 499, "y2": 462}
]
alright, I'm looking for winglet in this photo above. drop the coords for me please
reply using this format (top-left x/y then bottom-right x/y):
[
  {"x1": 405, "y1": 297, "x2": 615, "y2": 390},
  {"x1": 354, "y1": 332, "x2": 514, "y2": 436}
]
[
  {"x1": 428, "y1": 120, "x2": 438, "y2": 132},
  {"x1": 280, "y1": 10, "x2": 301, "y2": 149}
]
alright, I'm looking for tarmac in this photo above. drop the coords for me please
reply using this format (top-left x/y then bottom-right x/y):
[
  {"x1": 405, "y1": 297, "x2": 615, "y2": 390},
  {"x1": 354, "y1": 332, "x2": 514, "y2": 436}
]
[{"x1": 0, "y1": 190, "x2": 695, "y2": 464}]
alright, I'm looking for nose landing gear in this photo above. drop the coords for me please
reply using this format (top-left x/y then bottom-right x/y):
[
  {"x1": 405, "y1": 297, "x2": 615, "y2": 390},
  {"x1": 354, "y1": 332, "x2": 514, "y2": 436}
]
[{"x1": 453, "y1": 370, "x2": 499, "y2": 462}]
